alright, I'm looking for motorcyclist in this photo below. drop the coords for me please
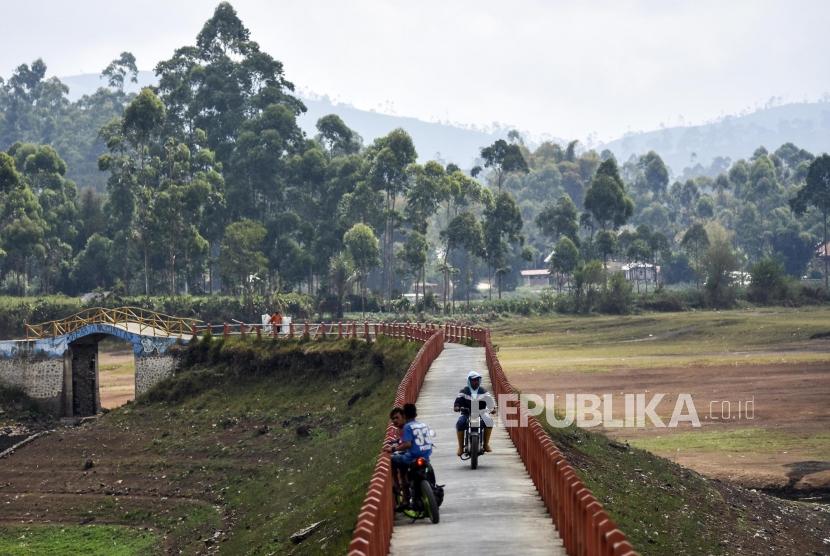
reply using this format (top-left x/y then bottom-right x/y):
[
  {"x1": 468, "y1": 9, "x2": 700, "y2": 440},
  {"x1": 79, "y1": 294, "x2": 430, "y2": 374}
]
[
  {"x1": 390, "y1": 403, "x2": 433, "y2": 506},
  {"x1": 453, "y1": 370, "x2": 494, "y2": 456}
]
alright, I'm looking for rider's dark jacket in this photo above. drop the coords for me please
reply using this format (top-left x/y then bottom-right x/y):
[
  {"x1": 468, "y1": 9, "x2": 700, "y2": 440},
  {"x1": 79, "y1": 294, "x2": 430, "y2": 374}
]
[{"x1": 454, "y1": 386, "x2": 490, "y2": 413}]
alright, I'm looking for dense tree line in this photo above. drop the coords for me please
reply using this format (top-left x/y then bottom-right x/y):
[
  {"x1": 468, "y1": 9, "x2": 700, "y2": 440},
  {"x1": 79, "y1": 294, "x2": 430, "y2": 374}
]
[{"x1": 1, "y1": 2, "x2": 829, "y2": 313}]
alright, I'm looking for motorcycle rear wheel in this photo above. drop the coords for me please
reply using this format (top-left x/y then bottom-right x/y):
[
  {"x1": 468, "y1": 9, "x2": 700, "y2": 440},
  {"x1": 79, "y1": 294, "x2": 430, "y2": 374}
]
[{"x1": 420, "y1": 481, "x2": 440, "y2": 524}]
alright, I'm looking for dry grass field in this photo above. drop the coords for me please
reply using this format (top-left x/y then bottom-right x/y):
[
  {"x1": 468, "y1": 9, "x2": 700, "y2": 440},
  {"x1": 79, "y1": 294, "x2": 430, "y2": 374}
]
[
  {"x1": 491, "y1": 307, "x2": 830, "y2": 495},
  {"x1": 98, "y1": 341, "x2": 135, "y2": 410}
]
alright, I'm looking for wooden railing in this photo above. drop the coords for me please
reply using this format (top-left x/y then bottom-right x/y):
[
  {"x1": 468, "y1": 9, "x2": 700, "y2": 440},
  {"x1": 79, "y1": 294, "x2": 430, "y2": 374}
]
[
  {"x1": 193, "y1": 321, "x2": 440, "y2": 342},
  {"x1": 25, "y1": 307, "x2": 203, "y2": 340}
]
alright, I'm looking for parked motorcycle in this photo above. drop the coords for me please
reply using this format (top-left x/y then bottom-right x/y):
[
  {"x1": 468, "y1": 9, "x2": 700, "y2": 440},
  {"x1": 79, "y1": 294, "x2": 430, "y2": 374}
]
[{"x1": 393, "y1": 456, "x2": 443, "y2": 523}]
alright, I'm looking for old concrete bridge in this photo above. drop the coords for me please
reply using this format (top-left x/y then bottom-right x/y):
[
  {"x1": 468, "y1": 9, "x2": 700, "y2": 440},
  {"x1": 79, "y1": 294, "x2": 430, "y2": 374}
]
[{"x1": 0, "y1": 307, "x2": 198, "y2": 417}]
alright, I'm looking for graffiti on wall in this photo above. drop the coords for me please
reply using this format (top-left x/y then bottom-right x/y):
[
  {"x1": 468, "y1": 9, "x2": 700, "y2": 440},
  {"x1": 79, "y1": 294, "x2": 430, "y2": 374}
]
[{"x1": 0, "y1": 323, "x2": 181, "y2": 360}]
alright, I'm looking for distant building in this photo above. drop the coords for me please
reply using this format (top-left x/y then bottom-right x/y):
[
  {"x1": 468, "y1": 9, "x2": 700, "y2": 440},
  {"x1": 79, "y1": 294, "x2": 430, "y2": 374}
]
[
  {"x1": 403, "y1": 281, "x2": 452, "y2": 303},
  {"x1": 521, "y1": 260, "x2": 663, "y2": 289},
  {"x1": 521, "y1": 269, "x2": 551, "y2": 287},
  {"x1": 730, "y1": 270, "x2": 751, "y2": 286},
  {"x1": 621, "y1": 263, "x2": 660, "y2": 283},
  {"x1": 412, "y1": 282, "x2": 442, "y2": 296}
]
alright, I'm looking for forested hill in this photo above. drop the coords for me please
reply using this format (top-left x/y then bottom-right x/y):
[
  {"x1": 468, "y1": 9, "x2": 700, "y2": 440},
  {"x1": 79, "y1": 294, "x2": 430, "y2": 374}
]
[
  {"x1": 601, "y1": 101, "x2": 830, "y2": 176},
  {"x1": 2, "y1": 2, "x2": 828, "y2": 305},
  {"x1": 59, "y1": 71, "x2": 509, "y2": 170},
  {"x1": 60, "y1": 72, "x2": 830, "y2": 178}
]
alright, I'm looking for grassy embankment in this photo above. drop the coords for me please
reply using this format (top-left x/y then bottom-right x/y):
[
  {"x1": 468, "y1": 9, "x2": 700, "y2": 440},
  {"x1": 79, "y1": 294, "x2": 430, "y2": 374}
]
[
  {"x1": 0, "y1": 335, "x2": 418, "y2": 555},
  {"x1": 543, "y1": 422, "x2": 830, "y2": 555}
]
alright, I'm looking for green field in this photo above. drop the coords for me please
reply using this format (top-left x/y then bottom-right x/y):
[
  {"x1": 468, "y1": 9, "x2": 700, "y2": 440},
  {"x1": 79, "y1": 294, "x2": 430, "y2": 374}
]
[
  {"x1": 629, "y1": 427, "x2": 830, "y2": 457},
  {"x1": 491, "y1": 307, "x2": 830, "y2": 373},
  {"x1": 0, "y1": 524, "x2": 157, "y2": 556}
]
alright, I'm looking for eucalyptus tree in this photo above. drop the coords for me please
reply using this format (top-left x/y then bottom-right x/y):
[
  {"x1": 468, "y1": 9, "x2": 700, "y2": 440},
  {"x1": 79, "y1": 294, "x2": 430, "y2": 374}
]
[
  {"x1": 402, "y1": 231, "x2": 428, "y2": 308},
  {"x1": 443, "y1": 211, "x2": 484, "y2": 311},
  {"x1": 0, "y1": 156, "x2": 46, "y2": 294},
  {"x1": 364, "y1": 128, "x2": 417, "y2": 303},
  {"x1": 150, "y1": 137, "x2": 222, "y2": 294},
  {"x1": 106, "y1": 87, "x2": 165, "y2": 294},
  {"x1": 550, "y1": 236, "x2": 579, "y2": 292},
  {"x1": 316, "y1": 114, "x2": 361, "y2": 157},
  {"x1": 584, "y1": 158, "x2": 634, "y2": 233},
  {"x1": 637, "y1": 151, "x2": 669, "y2": 200},
  {"x1": 344, "y1": 223, "x2": 380, "y2": 318},
  {"x1": 584, "y1": 158, "x2": 633, "y2": 270},
  {"x1": 791, "y1": 154, "x2": 830, "y2": 289},
  {"x1": 219, "y1": 219, "x2": 267, "y2": 296},
  {"x1": 102, "y1": 52, "x2": 138, "y2": 91},
  {"x1": 154, "y1": 1, "x2": 306, "y2": 242},
  {"x1": 483, "y1": 191, "x2": 523, "y2": 299},
  {"x1": 329, "y1": 252, "x2": 355, "y2": 318},
  {"x1": 72, "y1": 234, "x2": 115, "y2": 291},
  {"x1": 404, "y1": 160, "x2": 447, "y2": 299},
  {"x1": 480, "y1": 138, "x2": 529, "y2": 192},
  {"x1": 285, "y1": 142, "x2": 328, "y2": 292},
  {"x1": 8, "y1": 143, "x2": 79, "y2": 292},
  {"x1": 0, "y1": 59, "x2": 69, "y2": 148},
  {"x1": 681, "y1": 223, "x2": 710, "y2": 289},
  {"x1": 535, "y1": 194, "x2": 579, "y2": 244}
]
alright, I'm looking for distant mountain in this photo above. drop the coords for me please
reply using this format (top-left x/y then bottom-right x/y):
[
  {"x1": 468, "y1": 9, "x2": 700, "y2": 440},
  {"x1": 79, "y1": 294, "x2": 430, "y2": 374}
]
[
  {"x1": 59, "y1": 73, "x2": 830, "y2": 176},
  {"x1": 299, "y1": 94, "x2": 511, "y2": 166},
  {"x1": 600, "y1": 102, "x2": 830, "y2": 176},
  {"x1": 60, "y1": 72, "x2": 157, "y2": 95},
  {"x1": 59, "y1": 72, "x2": 508, "y2": 169}
]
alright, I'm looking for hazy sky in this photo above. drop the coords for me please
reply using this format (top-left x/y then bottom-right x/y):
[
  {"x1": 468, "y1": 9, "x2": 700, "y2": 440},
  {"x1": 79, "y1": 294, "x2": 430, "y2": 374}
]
[{"x1": 2, "y1": 0, "x2": 828, "y2": 142}]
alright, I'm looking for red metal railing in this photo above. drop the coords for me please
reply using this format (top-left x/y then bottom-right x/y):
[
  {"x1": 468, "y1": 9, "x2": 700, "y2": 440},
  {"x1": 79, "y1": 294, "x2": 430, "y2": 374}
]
[
  {"x1": 473, "y1": 326, "x2": 637, "y2": 556},
  {"x1": 347, "y1": 324, "x2": 444, "y2": 556}
]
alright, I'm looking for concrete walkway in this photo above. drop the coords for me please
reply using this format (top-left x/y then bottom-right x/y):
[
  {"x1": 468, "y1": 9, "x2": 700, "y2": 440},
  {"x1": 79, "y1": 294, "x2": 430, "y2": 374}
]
[{"x1": 389, "y1": 343, "x2": 566, "y2": 555}]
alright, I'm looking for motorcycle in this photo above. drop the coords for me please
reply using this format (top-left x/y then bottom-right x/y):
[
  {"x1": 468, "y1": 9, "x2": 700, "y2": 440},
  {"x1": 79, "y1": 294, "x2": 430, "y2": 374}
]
[
  {"x1": 460, "y1": 407, "x2": 485, "y2": 469},
  {"x1": 393, "y1": 456, "x2": 443, "y2": 523}
]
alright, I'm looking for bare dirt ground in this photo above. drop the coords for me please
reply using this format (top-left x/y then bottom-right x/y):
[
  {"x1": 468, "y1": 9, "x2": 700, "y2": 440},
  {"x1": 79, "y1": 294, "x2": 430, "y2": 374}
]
[
  {"x1": 0, "y1": 412, "x2": 228, "y2": 554},
  {"x1": 510, "y1": 359, "x2": 830, "y2": 494},
  {"x1": 98, "y1": 348, "x2": 135, "y2": 409}
]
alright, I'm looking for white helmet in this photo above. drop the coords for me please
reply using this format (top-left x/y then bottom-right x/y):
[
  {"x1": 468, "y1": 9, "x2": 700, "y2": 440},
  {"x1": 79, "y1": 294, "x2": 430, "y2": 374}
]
[{"x1": 467, "y1": 371, "x2": 482, "y2": 391}]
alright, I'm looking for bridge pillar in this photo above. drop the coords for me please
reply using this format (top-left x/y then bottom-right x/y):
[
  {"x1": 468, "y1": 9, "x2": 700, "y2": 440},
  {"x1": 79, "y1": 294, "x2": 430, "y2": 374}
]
[
  {"x1": 67, "y1": 337, "x2": 101, "y2": 417},
  {"x1": 134, "y1": 353, "x2": 179, "y2": 397}
]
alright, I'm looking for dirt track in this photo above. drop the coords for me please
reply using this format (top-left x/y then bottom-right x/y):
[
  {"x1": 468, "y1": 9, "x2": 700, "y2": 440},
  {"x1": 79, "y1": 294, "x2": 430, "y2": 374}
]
[
  {"x1": 98, "y1": 349, "x2": 135, "y2": 409},
  {"x1": 511, "y1": 360, "x2": 830, "y2": 493}
]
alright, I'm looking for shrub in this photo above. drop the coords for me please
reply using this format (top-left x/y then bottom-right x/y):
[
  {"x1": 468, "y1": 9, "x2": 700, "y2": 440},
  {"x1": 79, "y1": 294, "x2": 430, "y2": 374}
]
[
  {"x1": 0, "y1": 384, "x2": 46, "y2": 419},
  {"x1": 0, "y1": 296, "x2": 83, "y2": 338},
  {"x1": 601, "y1": 272, "x2": 634, "y2": 314},
  {"x1": 748, "y1": 258, "x2": 788, "y2": 304},
  {"x1": 636, "y1": 288, "x2": 703, "y2": 312}
]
